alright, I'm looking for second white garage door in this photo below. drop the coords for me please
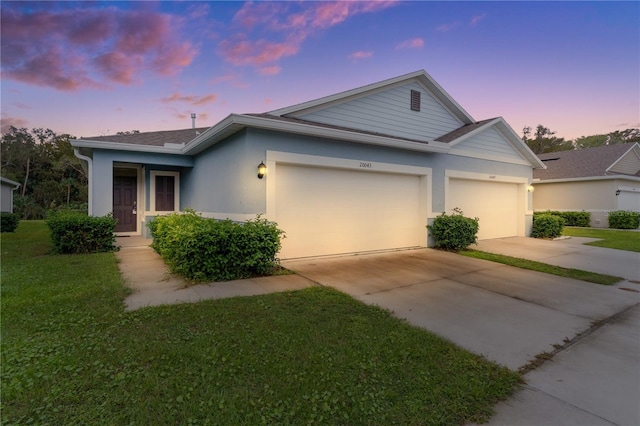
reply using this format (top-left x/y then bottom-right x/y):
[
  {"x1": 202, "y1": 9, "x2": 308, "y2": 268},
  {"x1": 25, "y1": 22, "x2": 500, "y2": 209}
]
[
  {"x1": 275, "y1": 164, "x2": 423, "y2": 258},
  {"x1": 448, "y1": 178, "x2": 520, "y2": 240}
]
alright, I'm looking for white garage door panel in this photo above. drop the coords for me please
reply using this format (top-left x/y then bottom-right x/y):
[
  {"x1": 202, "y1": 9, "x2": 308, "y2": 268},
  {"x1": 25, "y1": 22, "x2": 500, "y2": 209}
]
[
  {"x1": 276, "y1": 165, "x2": 421, "y2": 258},
  {"x1": 449, "y1": 179, "x2": 519, "y2": 240},
  {"x1": 618, "y1": 192, "x2": 640, "y2": 211}
]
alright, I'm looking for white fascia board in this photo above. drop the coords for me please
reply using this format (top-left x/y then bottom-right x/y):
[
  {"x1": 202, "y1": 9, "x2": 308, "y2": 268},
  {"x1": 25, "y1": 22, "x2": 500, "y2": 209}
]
[
  {"x1": 71, "y1": 139, "x2": 184, "y2": 154},
  {"x1": 605, "y1": 142, "x2": 640, "y2": 173},
  {"x1": 533, "y1": 175, "x2": 640, "y2": 184},
  {"x1": 183, "y1": 113, "x2": 450, "y2": 155},
  {"x1": 0, "y1": 177, "x2": 21, "y2": 189},
  {"x1": 444, "y1": 117, "x2": 546, "y2": 169},
  {"x1": 492, "y1": 118, "x2": 545, "y2": 169},
  {"x1": 415, "y1": 72, "x2": 475, "y2": 124},
  {"x1": 447, "y1": 118, "x2": 501, "y2": 148},
  {"x1": 269, "y1": 69, "x2": 475, "y2": 125},
  {"x1": 269, "y1": 70, "x2": 427, "y2": 116}
]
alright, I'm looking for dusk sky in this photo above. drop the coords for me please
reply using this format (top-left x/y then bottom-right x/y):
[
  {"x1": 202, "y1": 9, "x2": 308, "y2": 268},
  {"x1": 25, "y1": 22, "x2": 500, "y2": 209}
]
[{"x1": 1, "y1": 1, "x2": 638, "y2": 141}]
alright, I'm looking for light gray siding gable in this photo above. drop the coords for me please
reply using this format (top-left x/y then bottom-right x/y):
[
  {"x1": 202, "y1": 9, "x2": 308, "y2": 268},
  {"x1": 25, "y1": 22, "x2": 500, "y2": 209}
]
[
  {"x1": 294, "y1": 82, "x2": 464, "y2": 142},
  {"x1": 608, "y1": 145, "x2": 640, "y2": 175},
  {"x1": 449, "y1": 126, "x2": 529, "y2": 164}
]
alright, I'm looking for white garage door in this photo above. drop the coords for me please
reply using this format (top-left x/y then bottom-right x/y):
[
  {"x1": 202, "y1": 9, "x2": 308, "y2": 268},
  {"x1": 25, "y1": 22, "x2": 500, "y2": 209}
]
[
  {"x1": 449, "y1": 179, "x2": 519, "y2": 240},
  {"x1": 618, "y1": 191, "x2": 640, "y2": 212},
  {"x1": 275, "y1": 164, "x2": 422, "y2": 258}
]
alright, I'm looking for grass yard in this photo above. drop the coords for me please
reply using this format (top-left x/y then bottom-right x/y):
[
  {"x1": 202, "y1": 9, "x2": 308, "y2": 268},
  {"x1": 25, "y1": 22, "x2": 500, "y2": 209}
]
[
  {"x1": 460, "y1": 250, "x2": 622, "y2": 285},
  {"x1": 562, "y1": 227, "x2": 640, "y2": 252},
  {"x1": 1, "y1": 221, "x2": 521, "y2": 425}
]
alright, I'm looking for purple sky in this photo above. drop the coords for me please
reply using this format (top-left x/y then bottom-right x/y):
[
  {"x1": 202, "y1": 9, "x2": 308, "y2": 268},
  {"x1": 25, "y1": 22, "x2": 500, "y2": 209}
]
[{"x1": 1, "y1": 1, "x2": 638, "y2": 141}]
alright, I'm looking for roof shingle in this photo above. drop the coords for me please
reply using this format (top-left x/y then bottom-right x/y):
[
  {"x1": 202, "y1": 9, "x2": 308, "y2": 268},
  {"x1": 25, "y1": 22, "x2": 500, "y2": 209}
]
[
  {"x1": 83, "y1": 127, "x2": 209, "y2": 147},
  {"x1": 534, "y1": 143, "x2": 638, "y2": 180}
]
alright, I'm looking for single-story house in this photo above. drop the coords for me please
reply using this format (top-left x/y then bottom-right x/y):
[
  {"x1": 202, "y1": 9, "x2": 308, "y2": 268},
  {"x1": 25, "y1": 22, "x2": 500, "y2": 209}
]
[
  {"x1": 0, "y1": 177, "x2": 21, "y2": 213},
  {"x1": 532, "y1": 142, "x2": 640, "y2": 227},
  {"x1": 71, "y1": 70, "x2": 544, "y2": 259}
]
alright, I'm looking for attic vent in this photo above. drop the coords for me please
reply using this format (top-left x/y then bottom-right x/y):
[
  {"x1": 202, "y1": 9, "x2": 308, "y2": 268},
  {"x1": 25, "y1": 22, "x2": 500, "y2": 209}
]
[{"x1": 410, "y1": 90, "x2": 421, "y2": 111}]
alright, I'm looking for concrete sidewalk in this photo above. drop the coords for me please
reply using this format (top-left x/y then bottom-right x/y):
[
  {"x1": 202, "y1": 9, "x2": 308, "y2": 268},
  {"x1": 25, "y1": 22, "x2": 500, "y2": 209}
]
[
  {"x1": 115, "y1": 236, "x2": 315, "y2": 311},
  {"x1": 475, "y1": 236, "x2": 640, "y2": 283}
]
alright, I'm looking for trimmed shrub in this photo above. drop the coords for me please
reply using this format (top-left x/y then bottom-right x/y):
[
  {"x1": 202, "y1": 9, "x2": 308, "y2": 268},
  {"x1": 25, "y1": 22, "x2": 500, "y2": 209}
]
[
  {"x1": 531, "y1": 214, "x2": 564, "y2": 238},
  {"x1": 533, "y1": 210, "x2": 590, "y2": 227},
  {"x1": 427, "y1": 208, "x2": 479, "y2": 252},
  {"x1": 1, "y1": 212, "x2": 20, "y2": 233},
  {"x1": 608, "y1": 210, "x2": 640, "y2": 229},
  {"x1": 46, "y1": 211, "x2": 117, "y2": 254},
  {"x1": 148, "y1": 210, "x2": 285, "y2": 282}
]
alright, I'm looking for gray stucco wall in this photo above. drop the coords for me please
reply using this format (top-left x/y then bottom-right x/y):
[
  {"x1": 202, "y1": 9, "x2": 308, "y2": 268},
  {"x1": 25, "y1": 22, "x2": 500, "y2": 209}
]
[{"x1": 91, "y1": 149, "x2": 193, "y2": 217}]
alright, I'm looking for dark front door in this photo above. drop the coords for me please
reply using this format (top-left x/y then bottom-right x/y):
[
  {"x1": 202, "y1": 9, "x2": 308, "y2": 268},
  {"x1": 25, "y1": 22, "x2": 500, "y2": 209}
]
[{"x1": 113, "y1": 176, "x2": 137, "y2": 232}]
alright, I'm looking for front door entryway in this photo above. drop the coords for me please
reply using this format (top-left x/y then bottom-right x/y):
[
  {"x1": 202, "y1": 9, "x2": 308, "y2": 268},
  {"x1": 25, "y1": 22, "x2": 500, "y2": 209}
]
[{"x1": 113, "y1": 175, "x2": 137, "y2": 232}]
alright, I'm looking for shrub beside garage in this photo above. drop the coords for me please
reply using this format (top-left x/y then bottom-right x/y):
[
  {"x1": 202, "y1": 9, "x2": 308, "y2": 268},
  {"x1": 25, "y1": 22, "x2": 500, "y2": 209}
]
[
  {"x1": 427, "y1": 208, "x2": 479, "y2": 251},
  {"x1": 608, "y1": 210, "x2": 640, "y2": 229},
  {"x1": 147, "y1": 210, "x2": 285, "y2": 282}
]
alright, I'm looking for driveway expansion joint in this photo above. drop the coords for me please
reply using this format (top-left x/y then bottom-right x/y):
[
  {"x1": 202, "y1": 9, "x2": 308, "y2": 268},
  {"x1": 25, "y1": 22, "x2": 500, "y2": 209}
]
[{"x1": 518, "y1": 301, "x2": 640, "y2": 375}]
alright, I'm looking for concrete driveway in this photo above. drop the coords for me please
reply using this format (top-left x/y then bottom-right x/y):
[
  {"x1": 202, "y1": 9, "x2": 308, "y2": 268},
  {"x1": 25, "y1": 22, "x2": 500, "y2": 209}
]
[{"x1": 281, "y1": 243, "x2": 640, "y2": 425}]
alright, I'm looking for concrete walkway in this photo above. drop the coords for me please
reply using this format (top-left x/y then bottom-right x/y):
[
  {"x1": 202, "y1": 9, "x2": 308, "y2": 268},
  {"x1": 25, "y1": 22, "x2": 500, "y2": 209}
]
[
  {"x1": 115, "y1": 236, "x2": 315, "y2": 311},
  {"x1": 475, "y1": 236, "x2": 640, "y2": 283}
]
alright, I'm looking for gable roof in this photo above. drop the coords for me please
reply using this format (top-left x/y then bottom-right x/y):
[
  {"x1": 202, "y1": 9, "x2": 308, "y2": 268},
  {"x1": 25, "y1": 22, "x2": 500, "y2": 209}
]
[
  {"x1": 71, "y1": 70, "x2": 544, "y2": 169},
  {"x1": 534, "y1": 142, "x2": 640, "y2": 180},
  {"x1": 269, "y1": 69, "x2": 475, "y2": 125}
]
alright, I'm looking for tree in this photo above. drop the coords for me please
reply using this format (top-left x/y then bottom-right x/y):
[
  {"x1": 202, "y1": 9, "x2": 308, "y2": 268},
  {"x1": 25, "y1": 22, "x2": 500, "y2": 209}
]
[
  {"x1": 574, "y1": 128, "x2": 640, "y2": 149},
  {"x1": 1, "y1": 127, "x2": 87, "y2": 219},
  {"x1": 522, "y1": 125, "x2": 573, "y2": 154}
]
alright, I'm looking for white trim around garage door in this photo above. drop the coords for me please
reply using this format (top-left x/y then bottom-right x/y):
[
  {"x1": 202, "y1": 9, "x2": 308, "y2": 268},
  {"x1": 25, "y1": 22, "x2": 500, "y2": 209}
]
[
  {"x1": 265, "y1": 151, "x2": 433, "y2": 248},
  {"x1": 445, "y1": 169, "x2": 530, "y2": 238}
]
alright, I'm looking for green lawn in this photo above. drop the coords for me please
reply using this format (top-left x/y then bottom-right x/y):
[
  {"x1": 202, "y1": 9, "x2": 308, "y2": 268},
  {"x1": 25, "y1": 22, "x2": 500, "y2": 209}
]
[
  {"x1": 460, "y1": 250, "x2": 623, "y2": 286},
  {"x1": 562, "y1": 227, "x2": 640, "y2": 252},
  {"x1": 1, "y1": 221, "x2": 521, "y2": 425}
]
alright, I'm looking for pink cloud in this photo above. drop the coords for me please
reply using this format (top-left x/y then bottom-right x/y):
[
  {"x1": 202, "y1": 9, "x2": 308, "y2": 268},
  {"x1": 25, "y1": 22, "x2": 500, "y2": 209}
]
[
  {"x1": 0, "y1": 5, "x2": 197, "y2": 91},
  {"x1": 1, "y1": 114, "x2": 29, "y2": 134},
  {"x1": 349, "y1": 51, "x2": 373, "y2": 61},
  {"x1": 258, "y1": 66, "x2": 282, "y2": 76},
  {"x1": 470, "y1": 13, "x2": 487, "y2": 27},
  {"x1": 218, "y1": 36, "x2": 299, "y2": 67},
  {"x1": 435, "y1": 22, "x2": 461, "y2": 32},
  {"x1": 161, "y1": 93, "x2": 218, "y2": 106},
  {"x1": 220, "y1": 1, "x2": 397, "y2": 73},
  {"x1": 396, "y1": 38, "x2": 424, "y2": 50}
]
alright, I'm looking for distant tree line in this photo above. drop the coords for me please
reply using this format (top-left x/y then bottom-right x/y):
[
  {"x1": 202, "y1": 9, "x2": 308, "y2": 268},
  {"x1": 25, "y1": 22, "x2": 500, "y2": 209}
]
[
  {"x1": 1, "y1": 127, "x2": 87, "y2": 219},
  {"x1": 522, "y1": 125, "x2": 640, "y2": 154}
]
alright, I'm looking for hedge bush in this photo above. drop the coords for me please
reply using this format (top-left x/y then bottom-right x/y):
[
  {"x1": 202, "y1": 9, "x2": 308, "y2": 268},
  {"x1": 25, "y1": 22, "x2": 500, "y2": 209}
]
[
  {"x1": 148, "y1": 210, "x2": 285, "y2": 282},
  {"x1": 531, "y1": 214, "x2": 564, "y2": 238},
  {"x1": 1, "y1": 212, "x2": 20, "y2": 233},
  {"x1": 427, "y1": 208, "x2": 479, "y2": 251},
  {"x1": 608, "y1": 210, "x2": 640, "y2": 229},
  {"x1": 46, "y1": 211, "x2": 118, "y2": 254},
  {"x1": 533, "y1": 210, "x2": 590, "y2": 227}
]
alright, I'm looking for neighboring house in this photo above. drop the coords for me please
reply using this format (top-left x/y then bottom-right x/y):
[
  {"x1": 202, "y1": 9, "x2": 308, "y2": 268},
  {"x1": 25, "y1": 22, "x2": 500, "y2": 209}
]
[
  {"x1": 71, "y1": 70, "x2": 544, "y2": 259},
  {"x1": 0, "y1": 177, "x2": 21, "y2": 213},
  {"x1": 533, "y1": 142, "x2": 640, "y2": 227}
]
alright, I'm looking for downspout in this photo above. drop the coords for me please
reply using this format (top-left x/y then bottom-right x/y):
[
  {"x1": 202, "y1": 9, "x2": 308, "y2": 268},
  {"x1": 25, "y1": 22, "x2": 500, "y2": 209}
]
[{"x1": 73, "y1": 148, "x2": 93, "y2": 216}]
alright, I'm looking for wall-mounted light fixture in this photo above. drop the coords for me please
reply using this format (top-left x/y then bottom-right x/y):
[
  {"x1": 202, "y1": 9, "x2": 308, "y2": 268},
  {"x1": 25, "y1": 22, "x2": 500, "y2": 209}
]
[
  {"x1": 257, "y1": 162, "x2": 267, "y2": 179},
  {"x1": 527, "y1": 185, "x2": 535, "y2": 193},
  {"x1": 615, "y1": 189, "x2": 621, "y2": 196}
]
